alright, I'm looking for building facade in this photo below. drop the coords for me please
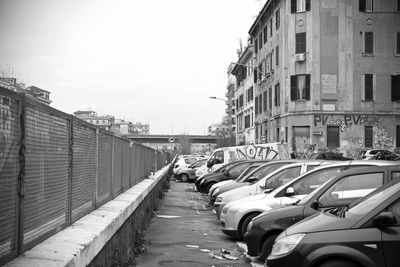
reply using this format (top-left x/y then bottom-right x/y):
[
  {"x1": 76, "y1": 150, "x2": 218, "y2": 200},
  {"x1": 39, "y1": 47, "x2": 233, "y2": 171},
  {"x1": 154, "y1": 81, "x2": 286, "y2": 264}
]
[
  {"x1": 225, "y1": 63, "x2": 237, "y2": 143},
  {"x1": 231, "y1": 46, "x2": 256, "y2": 145},
  {"x1": 247, "y1": 0, "x2": 400, "y2": 158},
  {"x1": 73, "y1": 110, "x2": 115, "y2": 131}
]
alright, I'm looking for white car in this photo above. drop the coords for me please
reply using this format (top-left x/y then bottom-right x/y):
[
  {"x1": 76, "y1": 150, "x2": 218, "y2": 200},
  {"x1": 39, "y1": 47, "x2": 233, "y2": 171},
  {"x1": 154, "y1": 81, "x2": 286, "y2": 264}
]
[
  {"x1": 173, "y1": 156, "x2": 204, "y2": 175},
  {"x1": 219, "y1": 160, "x2": 398, "y2": 239},
  {"x1": 213, "y1": 161, "x2": 332, "y2": 217}
]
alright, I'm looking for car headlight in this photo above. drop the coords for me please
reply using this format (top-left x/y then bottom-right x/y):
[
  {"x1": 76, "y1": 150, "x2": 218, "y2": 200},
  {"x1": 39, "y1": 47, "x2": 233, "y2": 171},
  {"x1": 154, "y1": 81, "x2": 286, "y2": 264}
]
[
  {"x1": 247, "y1": 221, "x2": 253, "y2": 232},
  {"x1": 270, "y1": 234, "x2": 305, "y2": 256},
  {"x1": 215, "y1": 197, "x2": 223, "y2": 203}
]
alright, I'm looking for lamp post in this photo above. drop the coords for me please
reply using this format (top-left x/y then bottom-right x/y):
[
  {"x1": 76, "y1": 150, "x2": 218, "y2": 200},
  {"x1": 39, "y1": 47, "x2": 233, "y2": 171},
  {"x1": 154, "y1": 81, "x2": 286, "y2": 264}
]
[{"x1": 209, "y1": 96, "x2": 226, "y2": 102}]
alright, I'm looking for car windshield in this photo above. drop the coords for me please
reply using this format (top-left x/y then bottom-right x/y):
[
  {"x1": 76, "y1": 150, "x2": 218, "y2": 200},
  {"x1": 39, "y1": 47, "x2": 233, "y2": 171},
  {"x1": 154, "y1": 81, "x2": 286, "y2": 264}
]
[
  {"x1": 236, "y1": 163, "x2": 285, "y2": 183},
  {"x1": 346, "y1": 180, "x2": 400, "y2": 216}
]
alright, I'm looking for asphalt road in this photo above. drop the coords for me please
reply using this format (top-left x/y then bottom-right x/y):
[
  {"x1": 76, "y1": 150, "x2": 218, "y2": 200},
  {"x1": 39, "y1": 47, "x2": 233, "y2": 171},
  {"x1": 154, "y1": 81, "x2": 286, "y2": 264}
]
[{"x1": 134, "y1": 180, "x2": 254, "y2": 267}]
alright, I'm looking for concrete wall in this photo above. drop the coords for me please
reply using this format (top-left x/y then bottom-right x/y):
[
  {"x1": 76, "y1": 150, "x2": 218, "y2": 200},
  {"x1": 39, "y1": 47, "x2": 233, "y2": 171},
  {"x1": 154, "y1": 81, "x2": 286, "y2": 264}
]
[{"x1": 5, "y1": 166, "x2": 171, "y2": 267}]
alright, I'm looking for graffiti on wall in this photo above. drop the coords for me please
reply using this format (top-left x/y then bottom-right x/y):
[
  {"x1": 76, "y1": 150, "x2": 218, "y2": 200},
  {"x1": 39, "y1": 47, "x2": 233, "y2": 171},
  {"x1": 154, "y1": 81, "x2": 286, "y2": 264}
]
[
  {"x1": 314, "y1": 115, "x2": 381, "y2": 131},
  {"x1": 374, "y1": 127, "x2": 395, "y2": 150},
  {"x1": 293, "y1": 136, "x2": 317, "y2": 159},
  {"x1": 235, "y1": 144, "x2": 279, "y2": 160}
]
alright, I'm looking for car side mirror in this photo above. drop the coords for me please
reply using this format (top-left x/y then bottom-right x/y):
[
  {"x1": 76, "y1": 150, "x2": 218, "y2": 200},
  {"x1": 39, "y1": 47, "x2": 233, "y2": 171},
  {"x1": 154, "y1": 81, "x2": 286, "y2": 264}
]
[
  {"x1": 259, "y1": 184, "x2": 265, "y2": 190},
  {"x1": 285, "y1": 187, "x2": 295, "y2": 196},
  {"x1": 310, "y1": 200, "x2": 319, "y2": 210},
  {"x1": 225, "y1": 171, "x2": 230, "y2": 177},
  {"x1": 207, "y1": 160, "x2": 214, "y2": 168},
  {"x1": 373, "y1": 212, "x2": 397, "y2": 227}
]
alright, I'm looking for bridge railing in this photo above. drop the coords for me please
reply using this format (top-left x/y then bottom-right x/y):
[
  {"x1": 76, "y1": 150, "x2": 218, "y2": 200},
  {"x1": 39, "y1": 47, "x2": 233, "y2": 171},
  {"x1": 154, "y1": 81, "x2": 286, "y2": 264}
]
[{"x1": 0, "y1": 86, "x2": 171, "y2": 265}]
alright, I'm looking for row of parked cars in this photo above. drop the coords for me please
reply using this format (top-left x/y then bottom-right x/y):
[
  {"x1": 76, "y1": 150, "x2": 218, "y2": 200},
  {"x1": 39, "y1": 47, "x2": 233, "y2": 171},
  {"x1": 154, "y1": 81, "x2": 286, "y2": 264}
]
[{"x1": 192, "y1": 157, "x2": 400, "y2": 267}]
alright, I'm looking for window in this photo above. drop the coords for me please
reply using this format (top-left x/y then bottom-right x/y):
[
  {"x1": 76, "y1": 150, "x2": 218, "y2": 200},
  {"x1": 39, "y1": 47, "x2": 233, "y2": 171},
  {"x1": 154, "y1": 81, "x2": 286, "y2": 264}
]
[
  {"x1": 269, "y1": 87, "x2": 273, "y2": 112},
  {"x1": 364, "y1": 32, "x2": 373, "y2": 54},
  {"x1": 364, "y1": 74, "x2": 373, "y2": 101},
  {"x1": 398, "y1": 0, "x2": 400, "y2": 11},
  {"x1": 274, "y1": 83, "x2": 280, "y2": 107},
  {"x1": 259, "y1": 94, "x2": 262, "y2": 114},
  {"x1": 255, "y1": 96, "x2": 259, "y2": 116},
  {"x1": 276, "y1": 128, "x2": 280, "y2": 142},
  {"x1": 214, "y1": 151, "x2": 224, "y2": 164},
  {"x1": 397, "y1": 32, "x2": 400, "y2": 54},
  {"x1": 245, "y1": 114, "x2": 251, "y2": 128},
  {"x1": 365, "y1": 126, "x2": 373, "y2": 147},
  {"x1": 296, "y1": 32, "x2": 306, "y2": 54},
  {"x1": 290, "y1": 74, "x2": 311, "y2": 101},
  {"x1": 271, "y1": 49, "x2": 274, "y2": 69},
  {"x1": 276, "y1": 9, "x2": 280, "y2": 29},
  {"x1": 259, "y1": 32, "x2": 263, "y2": 49},
  {"x1": 285, "y1": 127, "x2": 288, "y2": 142},
  {"x1": 327, "y1": 126, "x2": 340, "y2": 148},
  {"x1": 255, "y1": 37, "x2": 258, "y2": 53},
  {"x1": 392, "y1": 75, "x2": 400, "y2": 101},
  {"x1": 318, "y1": 172, "x2": 383, "y2": 207},
  {"x1": 265, "y1": 166, "x2": 302, "y2": 190},
  {"x1": 276, "y1": 45, "x2": 279, "y2": 66},
  {"x1": 247, "y1": 87, "x2": 254, "y2": 102},
  {"x1": 270, "y1": 18, "x2": 273, "y2": 37},
  {"x1": 263, "y1": 25, "x2": 268, "y2": 43},
  {"x1": 397, "y1": 125, "x2": 400, "y2": 147},
  {"x1": 263, "y1": 91, "x2": 268, "y2": 112},
  {"x1": 239, "y1": 94, "x2": 244, "y2": 108},
  {"x1": 359, "y1": 0, "x2": 373, "y2": 12},
  {"x1": 388, "y1": 200, "x2": 400, "y2": 226},
  {"x1": 291, "y1": 0, "x2": 310, "y2": 13}
]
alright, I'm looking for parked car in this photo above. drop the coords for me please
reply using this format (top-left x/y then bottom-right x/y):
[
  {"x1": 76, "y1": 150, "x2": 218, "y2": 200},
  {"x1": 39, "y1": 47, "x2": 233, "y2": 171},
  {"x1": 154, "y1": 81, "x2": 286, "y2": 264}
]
[
  {"x1": 219, "y1": 161, "x2": 366, "y2": 240},
  {"x1": 245, "y1": 161, "x2": 399, "y2": 261},
  {"x1": 173, "y1": 156, "x2": 204, "y2": 175},
  {"x1": 175, "y1": 158, "x2": 208, "y2": 182},
  {"x1": 310, "y1": 152, "x2": 353, "y2": 160},
  {"x1": 197, "y1": 160, "x2": 269, "y2": 194},
  {"x1": 194, "y1": 161, "x2": 241, "y2": 189},
  {"x1": 208, "y1": 163, "x2": 267, "y2": 198},
  {"x1": 360, "y1": 149, "x2": 398, "y2": 160},
  {"x1": 266, "y1": 174, "x2": 400, "y2": 267},
  {"x1": 209, "y1": 160, "x2": 300, "y2": 205},
  {"x1": 214, "y1": 161, "x2": 331, "y2": 218}
]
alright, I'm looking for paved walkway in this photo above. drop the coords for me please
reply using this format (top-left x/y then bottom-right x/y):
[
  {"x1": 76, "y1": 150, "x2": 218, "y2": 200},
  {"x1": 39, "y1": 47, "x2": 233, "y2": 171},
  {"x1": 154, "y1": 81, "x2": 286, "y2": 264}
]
[{"x1": 135, "y1": 180, "x2": 252, "y2": 267}]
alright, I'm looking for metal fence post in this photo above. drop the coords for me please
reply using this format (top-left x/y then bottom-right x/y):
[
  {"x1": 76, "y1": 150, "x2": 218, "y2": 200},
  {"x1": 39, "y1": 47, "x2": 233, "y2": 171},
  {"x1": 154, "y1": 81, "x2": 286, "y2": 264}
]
[
  {"x1": 95, "y1": 128, "x2": 99, "y2": 207},
  {"x1": 16, "y1": 93, "x2": 26, "y2": 255},
  {"x1": 111, "y1": 136, "x2": 115, "y2": 198},
  {"x1": 68, "y1": 115, "x2": 74, "y2": 225}
]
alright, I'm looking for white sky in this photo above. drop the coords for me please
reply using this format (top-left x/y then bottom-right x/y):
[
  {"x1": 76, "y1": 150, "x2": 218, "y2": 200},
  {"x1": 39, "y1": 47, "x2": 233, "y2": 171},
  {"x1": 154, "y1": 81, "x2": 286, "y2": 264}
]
[{"x1": 0, "y1": 0, "x2": 264, "y2": 135}]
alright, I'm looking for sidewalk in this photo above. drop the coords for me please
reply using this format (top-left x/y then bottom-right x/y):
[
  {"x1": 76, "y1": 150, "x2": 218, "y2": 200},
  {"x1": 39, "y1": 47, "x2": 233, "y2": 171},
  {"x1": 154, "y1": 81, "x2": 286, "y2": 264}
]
[{"x1": 135, "y1": 180, "x2": 252, "y2": 267}]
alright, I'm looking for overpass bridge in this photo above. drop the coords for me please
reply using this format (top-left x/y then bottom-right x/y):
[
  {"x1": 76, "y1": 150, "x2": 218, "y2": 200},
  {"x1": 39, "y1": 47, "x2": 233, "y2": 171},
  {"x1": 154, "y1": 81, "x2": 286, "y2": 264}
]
[{"x1": 126, "y1": 134, "x2": 224, "y2": 154}]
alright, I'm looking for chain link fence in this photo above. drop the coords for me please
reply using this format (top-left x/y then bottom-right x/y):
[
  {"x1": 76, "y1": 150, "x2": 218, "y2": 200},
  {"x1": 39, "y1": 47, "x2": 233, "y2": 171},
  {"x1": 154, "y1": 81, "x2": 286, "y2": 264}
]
[{"x1": 0, "y1": 87, "x2": 171, "y2": 265}]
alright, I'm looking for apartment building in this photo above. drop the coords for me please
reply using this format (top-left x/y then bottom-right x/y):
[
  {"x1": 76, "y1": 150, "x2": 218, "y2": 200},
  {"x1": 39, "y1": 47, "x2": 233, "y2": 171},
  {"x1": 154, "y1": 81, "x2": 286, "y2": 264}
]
[
  {"x1": 231, "y1": 46, "x2": 256, "y2": 145},
  {"x1": 247, "y1": 0, "x2": 400, "y2": 158}
]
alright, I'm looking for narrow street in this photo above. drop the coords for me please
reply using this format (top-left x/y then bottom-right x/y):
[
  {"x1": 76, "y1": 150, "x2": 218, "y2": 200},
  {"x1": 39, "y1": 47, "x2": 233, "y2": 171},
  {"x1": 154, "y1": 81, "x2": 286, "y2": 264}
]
[{"x1": 135, "y1": 180, "x2": 254, "y2": 267}]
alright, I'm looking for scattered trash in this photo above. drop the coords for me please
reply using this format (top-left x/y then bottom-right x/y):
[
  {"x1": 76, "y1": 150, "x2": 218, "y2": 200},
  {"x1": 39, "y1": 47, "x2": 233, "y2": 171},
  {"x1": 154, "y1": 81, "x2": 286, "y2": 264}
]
[
  {"x1": 203, "y1": 233, "x2": 208, "y2": 236},
  {"x1": 221, "y1": 249, "x2": 230, "y2": 254},
  {"x1": 200, "y1": 249, "x2": 210, "y2": 253},
  {"x1": 156, "y1": 215, "x2": 181, "y2": 219},
  {"x1": 222, "y1": 254, "x2": 238, "y2": 260},
  {"x1": 186, "y1": 245, "x2": 199, "y2": 248},
  {"x1": 212, "y1": 210, "x2": 216, "y2": 215}
]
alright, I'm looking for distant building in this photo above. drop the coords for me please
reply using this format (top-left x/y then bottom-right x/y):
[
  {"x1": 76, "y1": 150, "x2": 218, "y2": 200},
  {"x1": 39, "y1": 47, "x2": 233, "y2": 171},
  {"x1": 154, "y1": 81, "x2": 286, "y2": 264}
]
[
  {"x1": 27, "y1": 86, "x2": 52, "y2": 105},
  {"x1": 129, "y1": 122, "x2": 150, "y2": 135},
  {"x1": 73, "y1": 110, "x2": 115, "y2": 131}
]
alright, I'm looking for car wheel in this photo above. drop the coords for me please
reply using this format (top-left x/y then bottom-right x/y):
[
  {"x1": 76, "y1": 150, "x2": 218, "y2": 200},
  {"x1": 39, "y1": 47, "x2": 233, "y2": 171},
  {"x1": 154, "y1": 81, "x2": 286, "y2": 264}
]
[
  {"x1": 180, "y1": 173, "x2": 189, "y2": 183},
  {"x1": 318, "y1": 259, "x2": 361, "y2": 267},
  {"x1": 239, "y1": 213, "x2": 260, "y2": 240},
  {"x1": 260, "y1": 233, "x2": 279, "y2": 261}
]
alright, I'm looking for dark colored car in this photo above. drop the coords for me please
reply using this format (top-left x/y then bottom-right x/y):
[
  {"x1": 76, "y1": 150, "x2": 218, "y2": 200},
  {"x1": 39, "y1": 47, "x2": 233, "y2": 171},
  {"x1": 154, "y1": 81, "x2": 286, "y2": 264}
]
[
  {"x1": 209, "y1": 160, "x2": 300, "y2": 205},
  {"x1": 310, "y1": 152, "x2": 353, "y2": 160},
  {"x1": 197, "y1": 160, "x2": 268, "y2": 194},
  {"x1": 245, "y1": 163, "x2": 400, "y2": 261},
  {"x1": 265, "y1": 169, "x2": 400, "y2": 267}
]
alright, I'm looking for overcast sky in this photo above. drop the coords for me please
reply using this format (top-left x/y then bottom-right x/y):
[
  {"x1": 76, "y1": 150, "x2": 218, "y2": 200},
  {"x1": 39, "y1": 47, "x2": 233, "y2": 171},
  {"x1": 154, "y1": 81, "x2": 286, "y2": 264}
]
[{"x1": 0, "y1": 0, "x2": 263, "y2": 135}]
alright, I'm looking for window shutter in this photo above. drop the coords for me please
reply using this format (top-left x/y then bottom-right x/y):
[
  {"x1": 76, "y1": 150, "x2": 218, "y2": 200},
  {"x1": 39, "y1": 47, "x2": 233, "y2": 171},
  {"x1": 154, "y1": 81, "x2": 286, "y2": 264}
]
[
  {"x1": 305, "y1": 74, "x2": 311, "y2": 100},
  {"x1": 306, "y1": 0, "x2": 311, "y2": 11},
  {"x1": 255, "y1": 96, "x2": 259, "y2": 115},
  {"x1": 365, "y1": 32, "x2": 373, "y2": 54},
  {"x1": 291, "y1": 76, "x2": 297, "y2": 101},
  {"x1": 359, "y1": 0, "x2": 366, "y2": 11},
  {"x1": 365, "y1": 74, "x2": 373, "y2": 101},
  {"x1": 291, "y1": 0, "x2": 297, "y2": 13}
]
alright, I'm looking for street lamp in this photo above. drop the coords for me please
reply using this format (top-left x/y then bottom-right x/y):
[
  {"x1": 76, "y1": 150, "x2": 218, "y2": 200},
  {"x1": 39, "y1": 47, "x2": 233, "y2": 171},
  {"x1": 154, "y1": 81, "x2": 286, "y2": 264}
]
[{"x1": 209, "y1": 96, "x2": 226, "y2": 102}]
